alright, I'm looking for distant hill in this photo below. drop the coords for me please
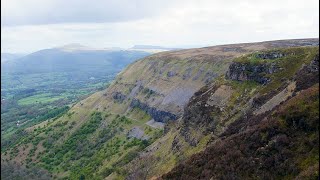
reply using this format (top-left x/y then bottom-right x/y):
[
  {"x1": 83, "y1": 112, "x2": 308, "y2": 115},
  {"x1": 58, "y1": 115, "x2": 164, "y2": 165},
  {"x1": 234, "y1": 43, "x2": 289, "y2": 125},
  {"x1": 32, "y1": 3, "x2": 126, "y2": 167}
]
[
  {"x1": 1, "y1": 45, "x2": 150, "y2": 75},
  {"x1": 131, "y1": 45, "x2": 171, "y2": 49},
  {"x1": 130, "y1": 45, "x2": 182, "y2": 53},
  {"x1": 1, "y1": 53, "x2": 25, "y2": 63}
]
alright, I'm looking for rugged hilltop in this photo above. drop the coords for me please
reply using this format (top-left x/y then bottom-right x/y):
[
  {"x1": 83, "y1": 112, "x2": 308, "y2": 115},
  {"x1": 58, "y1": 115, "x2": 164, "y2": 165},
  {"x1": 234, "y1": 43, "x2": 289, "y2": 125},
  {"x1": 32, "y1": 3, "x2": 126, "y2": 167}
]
[
  {"x1": 82, "y1": 38, "x2": 319, "y2": 122},
  {"x1": 162, "y1": 48, "x2": 319, "y2": 179},
  {"x1": 124, "y1": 42, "x2": 319, "y2": 180},
  {"x1": 1, "y1": 38, "x2": 319, "y2": 180}
]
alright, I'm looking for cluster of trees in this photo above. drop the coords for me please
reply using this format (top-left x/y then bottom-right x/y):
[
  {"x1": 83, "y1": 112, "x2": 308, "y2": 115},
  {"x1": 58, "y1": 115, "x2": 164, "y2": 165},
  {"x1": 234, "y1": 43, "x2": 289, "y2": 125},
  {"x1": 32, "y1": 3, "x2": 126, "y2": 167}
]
[
  {"x1": 1, "y1": 106, "x2": 69, "y2": 152},
  {"x1": 41, "y1": 112, "x2": 104, "y2": 167},
  {"x1": 124, "y1": 138, "x2": 150, "y2": 150},
  {"x1": 38, "y1": 112, "x2": 158, "y2": 179}
]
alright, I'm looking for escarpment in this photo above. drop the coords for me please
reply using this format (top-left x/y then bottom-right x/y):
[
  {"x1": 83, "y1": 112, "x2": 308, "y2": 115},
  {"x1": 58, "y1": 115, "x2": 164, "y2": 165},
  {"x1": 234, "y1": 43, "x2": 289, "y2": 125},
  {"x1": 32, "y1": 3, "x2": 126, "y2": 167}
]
[
  {"x1": 162, "y1": 46, "x2": 319, "y2": 180},
  {"x1": 123, "y1": 42, "x2": 319, "y2": 180},
  {"x1": 130, "y1": 98, "x2": 178, "y2": 123},
  {"x1": 89, "y1": 38, "x2": 320, "y2": 125},
  {"x1": 186, "y1": 47, "x2": 318, "y2": 141}
]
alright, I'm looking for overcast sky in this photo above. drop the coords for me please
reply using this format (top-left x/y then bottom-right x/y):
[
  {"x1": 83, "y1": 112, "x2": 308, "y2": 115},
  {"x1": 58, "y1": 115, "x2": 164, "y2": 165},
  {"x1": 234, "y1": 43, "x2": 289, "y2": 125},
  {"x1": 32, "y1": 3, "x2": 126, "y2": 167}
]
[{"x1": 1, "y1": 0, "x2": 319, "y2": 53}]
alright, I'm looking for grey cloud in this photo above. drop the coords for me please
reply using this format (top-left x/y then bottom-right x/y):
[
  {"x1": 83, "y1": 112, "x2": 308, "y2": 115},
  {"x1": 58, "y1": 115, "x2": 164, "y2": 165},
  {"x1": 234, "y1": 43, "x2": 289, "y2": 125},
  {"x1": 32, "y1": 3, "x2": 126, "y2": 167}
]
[
  {"x1": 1, "y1": 0, "x2": 318, "y2": 53},
  {"x1": 1, "y1": 0, "x2": 172, "y2": 26}
]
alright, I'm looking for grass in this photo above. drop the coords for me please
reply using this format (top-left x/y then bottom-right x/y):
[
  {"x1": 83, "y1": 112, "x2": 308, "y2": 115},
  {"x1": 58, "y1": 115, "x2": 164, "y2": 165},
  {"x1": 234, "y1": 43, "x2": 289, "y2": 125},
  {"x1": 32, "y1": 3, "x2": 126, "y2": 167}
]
[
  {"x1": 17, "y1": 93, "x2": 63, "y2": 105},
  {"x1": 261, "y1": 47, "x2": 318, "y2": 93},
  {"x1": 232, "y1": 46, "x2": 319, "y2": 95}
]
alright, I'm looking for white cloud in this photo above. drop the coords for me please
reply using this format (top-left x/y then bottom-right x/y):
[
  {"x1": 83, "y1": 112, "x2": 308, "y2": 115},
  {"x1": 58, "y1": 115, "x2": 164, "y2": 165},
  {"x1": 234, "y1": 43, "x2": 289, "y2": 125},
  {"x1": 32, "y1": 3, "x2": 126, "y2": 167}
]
[{"x1": 1, "y1": 0, "x2": 319, "y2": 53}]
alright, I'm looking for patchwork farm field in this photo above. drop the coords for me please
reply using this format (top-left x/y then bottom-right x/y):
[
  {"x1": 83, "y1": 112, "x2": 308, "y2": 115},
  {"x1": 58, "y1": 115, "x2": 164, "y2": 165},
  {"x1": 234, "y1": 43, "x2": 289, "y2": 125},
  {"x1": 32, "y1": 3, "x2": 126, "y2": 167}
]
[
  {"x1": 17, "y1": 93, "x2": 63, "y2": 105},
  {"x1": 1, "y1": 71, "x2": 113, "y2": 151}
]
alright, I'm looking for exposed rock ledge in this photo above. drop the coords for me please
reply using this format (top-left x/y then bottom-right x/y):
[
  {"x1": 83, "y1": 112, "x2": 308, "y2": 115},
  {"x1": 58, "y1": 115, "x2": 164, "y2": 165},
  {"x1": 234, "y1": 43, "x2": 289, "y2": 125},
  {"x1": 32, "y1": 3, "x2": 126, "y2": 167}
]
[
  {"x1": 112, "y1": 92, "x2": 126, "y2": 103},
  {"x1": 225, "y1": 62, "x2": 278, "y2": 84},
  {"x1": 255, "y1": 51, "x2": 286, "y2": 59},
  {"x1": 253, "y1": 81, "x2": 296, "y2": 115},
  {"x1": 130, "y1": 99, "x2": 178, "y2": 123}
]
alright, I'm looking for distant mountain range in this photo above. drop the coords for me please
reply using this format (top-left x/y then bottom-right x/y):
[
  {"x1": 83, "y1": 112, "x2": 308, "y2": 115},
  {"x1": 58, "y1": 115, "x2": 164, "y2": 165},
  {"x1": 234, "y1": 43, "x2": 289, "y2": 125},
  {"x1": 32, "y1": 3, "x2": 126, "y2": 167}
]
[
  {"x1": 1, "y1": 53, "x2": 25, "y2": 63},
  {"x1": 130, "y1": 45, "x2": 182, "y2": 53},
  {"x1": 1, "y1": 43, "x2": 180, "y2": 69},
  {"x1": 1, "y1": 44, "x2": 151, "y2": 74}
]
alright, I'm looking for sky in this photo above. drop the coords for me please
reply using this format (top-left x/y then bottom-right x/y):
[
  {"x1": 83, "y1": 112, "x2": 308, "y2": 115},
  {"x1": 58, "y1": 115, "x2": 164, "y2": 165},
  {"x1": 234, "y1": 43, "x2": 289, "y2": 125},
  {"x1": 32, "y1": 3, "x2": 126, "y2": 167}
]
[{"x1": 1, "y1": 0, "x2": 319, "y2": 53}]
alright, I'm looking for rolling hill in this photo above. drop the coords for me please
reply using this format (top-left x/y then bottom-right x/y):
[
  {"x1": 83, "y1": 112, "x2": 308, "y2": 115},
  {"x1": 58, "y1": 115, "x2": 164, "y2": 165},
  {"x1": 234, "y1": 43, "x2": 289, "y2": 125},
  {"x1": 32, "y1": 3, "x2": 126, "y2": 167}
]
[{"x1": 1, "y1": 45, "x2": 150, "y2": 74}]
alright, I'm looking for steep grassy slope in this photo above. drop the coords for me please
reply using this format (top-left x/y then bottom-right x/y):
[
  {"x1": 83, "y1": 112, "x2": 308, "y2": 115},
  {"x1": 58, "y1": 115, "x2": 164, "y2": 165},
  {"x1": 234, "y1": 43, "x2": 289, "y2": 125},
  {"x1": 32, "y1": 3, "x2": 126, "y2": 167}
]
[
  {"x1": 163, "y1": 85, "x2": 319, "y2": 180},
  {"x1": 161, "y1": 46, "x2": 319, "y2": 179},
  {"x1": 1, "y1": 39, "x2": 318, "y2": 180},
  {"x1": 121, "y1": 46, "x2": 318, "y2": 179}
]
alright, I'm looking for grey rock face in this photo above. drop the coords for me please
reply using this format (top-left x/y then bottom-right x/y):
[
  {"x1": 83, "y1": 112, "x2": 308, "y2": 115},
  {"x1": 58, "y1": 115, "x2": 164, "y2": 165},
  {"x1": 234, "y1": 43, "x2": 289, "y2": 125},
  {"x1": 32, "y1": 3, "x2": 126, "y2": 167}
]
[
  {"x1": 112, "y1": 92, "x2": 126, "y2": 103},
  {"x1": 192, "y1": 67, "x2": 205, "y2": 81},
  {"x1": 128, "y1": 81, "x2": 143, "y2": 99},
  {"x1": 146, "y1": 119, "x2": 165, "y2": 129},
  {"x1": 159, "y1": 63, "x2": 170, "y2": 75},
  {"x1": 294, "y1": 53, "x2": 319, "y2": 91},
  {"x1": 127, "y1": 127, "x2": 149, "y2": 140},
  {"x1": 182, "y1": 67, "x2": 193, "y2": 80},
  {"x1": 308, "y1": 54, "x2": 319, "y2": 73},
  {"x1": 130, "y1": 99, "x2": 177, "y2": 123},
  {"x1": 148, "y1": 61, "x2": 159, "y2": 73},
  {"x1": 167, "y1": 71, "x2": 177, "y2": 77},
  {"x1": 255, "y1": 52, "x2": 286, "y2": 59},
  {"x1": 225, "y1": 62, "x2": 279, "y2": 84},
  {"x1": 161, "y1": 87, "x2": 197, "y2": 107}
]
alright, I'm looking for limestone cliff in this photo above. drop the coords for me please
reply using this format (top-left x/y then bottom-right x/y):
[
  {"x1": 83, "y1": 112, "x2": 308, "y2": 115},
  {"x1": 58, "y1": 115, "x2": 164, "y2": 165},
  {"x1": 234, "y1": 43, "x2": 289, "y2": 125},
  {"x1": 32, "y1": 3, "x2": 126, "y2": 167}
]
[{"x1": 83, "y1": 38, "x2": 319, "y2": 124}]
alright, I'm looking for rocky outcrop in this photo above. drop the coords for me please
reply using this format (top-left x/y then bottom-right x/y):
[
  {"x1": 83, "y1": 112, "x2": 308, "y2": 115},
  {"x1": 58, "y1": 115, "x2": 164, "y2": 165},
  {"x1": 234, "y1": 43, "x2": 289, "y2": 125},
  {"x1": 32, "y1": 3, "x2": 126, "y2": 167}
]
[
  {"x1": 130, "y1": 99, "x2": 178, "y2": 123},
  {"x1": 162, "y1": 84, "x2": 320, "y2": 180},
  {"x1": 178, "y1": 86, "x2": 219, "y2": 146},
  {"x1": 127, "y1": 127, "x2": 149, "y2": 140},
  {"x1": 225, "y1": 62, "x2": 278, "y2": 84},
  {"x1": 192, "y1": 67, "x2": 204, "y2": 81},
  {"x1": 295, "y1": 53, "x2": 319, "y2": 91},
  {"x1": 206, "y1": 85, "x2": 233, "y2": 107},
  {"x1": 120, "y1": 40, "x2": 319, "y2": 180},
  {"x1": 112, "y1": 92, "x2": 126, "y2": 103},
  {"x1": 127, "y1": 81, "x2": 143, "y2": 99},
  {"x1": 167, "y1": 71, "x2": 177, "y2": 77},
  {"x1": 255, "y1": 51, "x2": 286, "y2": 59},
  {"x1": 182, "y1": 67, "x2": 193, "y2": 80},
  {"x1": 253, "y1": 81, "x2": 296, "y2": 115},
  {"x1": 161, "y1": 46, "x2": 320, "y2": 180}
]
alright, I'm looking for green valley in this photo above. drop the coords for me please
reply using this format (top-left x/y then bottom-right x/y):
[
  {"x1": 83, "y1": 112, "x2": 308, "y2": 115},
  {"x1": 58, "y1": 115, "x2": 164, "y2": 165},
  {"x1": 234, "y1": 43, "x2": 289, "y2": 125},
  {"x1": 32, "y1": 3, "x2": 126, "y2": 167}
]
[{"x1": 1, "y1": 47, "x2": 150, "y2": 156}]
